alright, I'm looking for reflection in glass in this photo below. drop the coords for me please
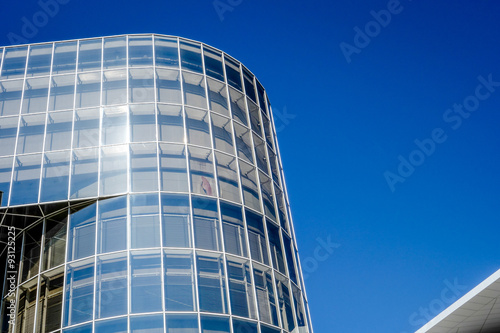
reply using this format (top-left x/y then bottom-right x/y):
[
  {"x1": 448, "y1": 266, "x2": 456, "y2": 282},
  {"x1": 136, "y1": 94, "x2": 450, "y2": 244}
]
[
  {"x1": 102, "y1": 69, "x2": 127, "y2": 105},
  {"x1": 207, "y1": 77, "x2": 229, "y2": 116},
  {"x1": 67, "y1": 203, "x2": 96, "y2": 261},
  {"x1": 189, "y1": 146, "x2": 215, "y2": 196},
  {"x1": 43, "y1": 218, "x2": 67, "y2": 271},
  {"x1": 0, "y1": 79, "x2": 23, "y2": 116},
  {"x1": 212, "y1": 113, "x2": 234, "y2": 155},
  {"x1": 183, "y1": 71, "x2": 206, "y2": 108},
  {"x1": 180, "y1": 40, "x2": 202, "y2": 73},
  {"x1": 17, "y1": 113, "x2": 45, "y2": 154},
  {"x1": 78, "y1": 38, "x2": 102, "y2": 72},
  {"x1": 243, "y1": 67, "x2": 256, "y2": 102},
  {"x1": 161, "y1": 193, "x2": 191, "y2": 248},
  {"x1": 159, "y1": 143, "x2": 188, "y2": 193},
  {"x1": 73, "y1": 108, "x2": 100, "y2": 148},
  {"x1": 95, "y1": 317, "x2": 127, "y2": 333},
  {"x1": 63, "y1": 258, "x2": 94, "y2": 326},
  {"x1": 130, "y1": 143, "x2": 158, "y2": 192},
  {"x1": 157, "y1": 68, "x2": 181, "y2": 104},
  {"x1": 233, "y1": 319, "x2": 258, "y2": 333},
  {"x1": 22, "y1": 76, "x2": 50, "y2": 113},
  {"x1": 225, "y1": 56, "x2": 242, "y2": 91},
  {"x1": 229, "y1": 87, "x2": 247, "y2": 125},
  {"x1": 239, "y1": 161, "x2": 260, "y2": 212},
  {"x1": 131, "y1": 250, "x2": 162, "y2": 313},
  {"x1": 27, "y1": 44, "x2": 52, "y2": 77},
  {"x1": 52, "y1": 42, "x2": 77, "y2": 74},
  {"x1": 10, "y1": 154, "x2": 42, "y2": 205},
  {"x1": 234, "y1": 123, "x2": 253, "y2": 163},
  {"x1": 0, "y1": 156, "x2": 13, "y2": 206},
  {"x1": 129, "y1": 35, "x2": 153, "y2": 67},
  {"x1": 97, "y1": 196, "x2": 127, "y2": 253},
  {"x1": 95, "y1": 253, "x2": 128, "y2": 319},
  {"x1": 158, "y1": 104, "x2": 184, "y2": 143},
  {"x1": 131, "y1": 193, "x2": 161, "y2": 248},
  {"x1": 21, "y1": 223, "x2": 43, "y2": 281},
  {"x1": 200, "y1": 315, "x2": 230, "y2": 333},
  {"x1": 186, "y1": 107, "x2": 210, "y2": 147},
  {"x1": 101, "y1": 105, "x2": 128, "y2": 145},
  {"x1": 155, "y1": 36, "x2": 179, "y2": 68},
  {"x1": 40, "y1": 150, "x2": 70, "y2": 202},
  {"x1": 100, "y1": 145, "x2": 128, "y2": 196},
  {"x1": 76, "y1": 72, "x2": 101, "y2": 108},
  {"x1": 130, "y1": 104, "x2": 156, "y2": 142},
  {"x1": 165, "y1": 314, "x2": 198, "y2": 333},
  {"x1": 49, "y1": 74, "x2": 75, "y2": 111},
  {"x1": 16, "y1": 285, "x2": 38, "y2": 333},
  {"x1": 130, "y1": 314, "x2": 164, "y2": 333},
  {"x1": 103, "y1": 36, "x2": 126, "y2": 69},
  {"x1": 70, "y1": 148, "x2": 99, "y2": 199},
  {"x1": 197, "y1": 253, "x2": 227, "y2": 313},
  {"x1": 203, "y1": 47, "x2": 224, "y2": 82},
  {"x1": 45, "y1": 110, "x2": 73, "y2": 151},
  {"x1": 37, "y1": 269, "x2": 64, "y2": 333},
  {"x1": 164, "y1": 250, "x2": 196, "y2": 311},
  {"x1": 0, "y1": 116, "x2": 18, "y2": 156},
  {"x1": 1, "y1": 47, "x2": 28, "y2": 79},
  {"x1": 129, "y1": 68, "x2": 154, "y2": 103},
  {"x1": 216, "y1": 152, "x2": 240, "y2": 202}
]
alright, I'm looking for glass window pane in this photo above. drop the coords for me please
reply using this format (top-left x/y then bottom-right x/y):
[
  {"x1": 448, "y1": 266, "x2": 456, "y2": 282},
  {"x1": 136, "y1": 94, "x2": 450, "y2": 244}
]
[
  {"x1": 102, "y1": 105, "x2": 128, "y2": 145},
  {"x1": 240, "y1": 161, "x2": 260, "y2": 212},
  {"x1": 215, "y1": 151, "x2": 240, "y2": 203},
  {"x1": 246, "y1": 211, "x2": 269, "y2": 266},
  {"x1": 131, "y1": 193, "x2": 160, "y2": 249},
  {"x1": 183, "y1": 71, "x2": 206, "y2": 108},
  {"x1": 256, "y1": 80, "x2": 267, "y2": 114},
  {"x1": 233, "y1": 319, "x2": 258, "y2": 333},
  {"x1": 63, "y1": 258, "x2": 94, "y2": 326},
  {"x1": 131, "y1": 250, "x2": 162, "y2": 313},
  {"x1": 97, "y1": 196, "x2": 127, "y2": 253},
  {"x1": 100, "y1": 145, "x2": 128, "y2": 196},
  {"x1": 207, "y1": 77, "x2": 229, "y2": 116},
  {"x1": 41, "y1": 150, "x2": 70, "y2": 202},
  {"x1": 129, "y1": 68, "x2": 154, "y2": 103},
  {"x1": 49, "y1": 74, "x2": 75, "y2": 111},
  {"x1": 130, "y1": 143, "x2": 158, "y2": 192},
  {"x1": 180, "y1": 40, "x2": 202, "y2": 73},
  {"x1": 78, "y1": 38, "x2": 102, "y2": 72},
  {"x1": 192, "y1": 197, "x2": 221, "y2": 251},
  {"x1": 95, "y1": 317, "x2": 127, "y2": 333},
  {"x1": 248, "y1": 99, "x2": 262, "y2": 137},
  {"x1": 103, "y1": 36, "x2": 126, "y2": 69},
  {"x1": 26, "y1": 44, "x2": 52, "y2": 77},
  {"x1": 259, "y1": 172, "x2": 276, "y2": 221},
  {"x1": 275, "y1": 275, "x2": 295, "y2": 332},
  {"x1": 292, "y1": 284, "x2": 307, "y2": 330},
  {"x1": 197, "y1": 253, "x2": 227, "y2": 313},
  {"x1": 200, "y1": 315, "x2": 230, "y2": 333},
  {"x1": 70, "y1": 148, "x2": 99, "y2": 199},
  {"x1": 45, "y1": 110, "x2": 73, "y2": 151},
  {"x1": 130, "y1": 104, "x2": 156, "y2": 142},
  {"x1": 130, "y1": 314, "x2": 164, "y2": 333},
  {"x1": 203, "y1": 47, "x2": 224, "y2": 82},
  {"x1": 10, "y1": 154, "x2": 42, "y2": 205},
  {"x1": 225, "y1": 56, "x2": 242, "y2": 91},
  {"x1": 102, "y1": 69, "x2": 127, "y2": 105},
  {"x1": 229, "y1": 88, "x2": 247, "y2": 125},
  {"x1": 52, "y1": 42, "x2": 77, "y2": 74},
  {"x1": 22, "y1": 76, "x2": 50, "y2": 114},
  {"x1": 129, "y1": 35, "x2": 153, "y2": 67},
  {"x1": 1, "y1": 47, "x2": 28, "y2": 79},
  {"x1": 267, "y1": 222, "x2": 286, "y2": 274},
  {"x1": 67, "y1": 203, "x2": 96, "y2": 261},
  {"x1": 159, "y1": 143, "x2": 188, "y2": 192},
  {"x1": 63, "y1": 323, "x2": 92, "y2": 333},
  {"x1": 0, "y1": 79, "x2": 24, "y2": 116},
  {"x1": 254, "y1": 135, "x2": 268, "y2": 173},
  {"x1": 95, "y1": 252, "x2": 128, "y2": 319},
  {"x1": 17, "y1": 113, "x2": 45, "y2": 154},
  {"x1": 186, "y1": 107, "x2": 210, "y2": 147},
  {"x1": 155, "y1": 36, "x2": 179, "y2": 68},
  {"x1": 0, "y1": 156, "x2": 13, "y2": 206},
  {"x1": 243, "y1": 67, "x2": 256, "y2": 102},
  {"x1": 227, "y1": 257, "x2": 256, "y2": 318},
  {"x1": 165, "y1": 314, "x2": 198, "y2": 333},
  {"x1": 73, "y1": 107, "x2": 100, "y2": 148},
  {"x1": 254, "y1": 264, "x2": 279, "y2": 326},
  {"x1": 161, "y1": 193, "x2": 191, "y2": 248},
  {"x1": 282, "y1": 233, "x2": 297, "y2": 284},
  {"x1": 156, "y1": 68, "x2": 181, "y2": 104},
  {"x1": 16, "y1": 283, "x2": 38, "y2": 332},
  {"x1": 164, "y1": 250, "x2": 196, "y2": 311},
  {"x1": 212, "y1": 114, "x2": 234, "y2": 155},
  {"x1": 0, "y1": 116, "x2": 18, "y2": 156},
  {"x1": 262, "y1": 113, "x2": 274, "y2": 148},
  {"x1": 76, "y1": 72, "x2": 101, "y2": 108},
  {"x1": 21, "y1": 223, "x2": 43, "y2": 282},
  {"x1": 260, "y1": 325, "x2": 280, "y2": 333},
  {"x1": 221, "y1": 202, "x2": 247, "y2": 257},
  {"x1": 43, "y1": 217, "x2": 67, "y2": 271},
  {"x1": 275, "y1": 185, "x2": 288, "y2": 232},
  {"x1": 37, "y1": 269, "x2": 64, "y2": 333},
  {"x1": 158, "y1": 104, "x2": 184, "y2": 143},
  {"x1": 189, "y1": 146, "x2": 215, "y2": 196}
]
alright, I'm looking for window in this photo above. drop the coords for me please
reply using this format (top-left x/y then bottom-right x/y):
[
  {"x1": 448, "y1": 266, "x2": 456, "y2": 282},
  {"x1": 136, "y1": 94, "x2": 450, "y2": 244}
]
[
  {"x1": 158, "y1": 104, "x2": 184, "y2": 143},
  {"x1": 52, "y1": 42, "x2": 77, "y2": 74},
  {"x1": 17, "y1": 113, "x2": 45, "y2": 154},
  {"x1": 239, "y1": 161, "x2": 261, "y2": 212},
  {"x1": 102, "y1": 69, "x2": 127, "y2": 105},
  {"x1": 155, "y1": 36, "x2": 179, "y2": 68},
  {"x1": 186, "y1": 107, "x2": 211, "y2": 147},
  {"x1": 229, "y1": 87, "x2": 247, "y2": 125},
  {"x1": 246, "y1": 210, "x2": 269, "y2": 265},
  {"x1": 267, "y1": 222, "x2": 286, "y2": 274},
  {"x1": 203, "y1": 47, "x2": 224, "y2": 82},
  {"x1": 49, "y1": 74, "x2": 75, "y2": 111},
  {"x1": 161, "y1": 193, "x2": 191, "y2": 248},
  {"x1": 183, "y1": 71, "x2": 206, "y2": 108},
  {"x1": 164, "y1": 250, "x2": 196, "y2": 311},
  {"x1": 97, "y1": 196, "x2": 127, "y2": 254},
  {"x1": 226, "y1": 257, "x2": 256, "y2": 318},
  {"x1": 131, "y1": 250, "x2": 162, "y2": 313},
  {"x1": 130, "y1": 143, "x2": 159, "y2": 192},
  {"x1": 130, "y1": 104, "x2": 156, "y2": 142},
  {"x1": 180, "y1": 40, "x2": 203, "y2": 73},
  {"x1": 100, "y1": 145, "x2": 128, "y2": 196},
  {"x1": 0, "y1": 79, "x2": 23, "y2": 116},
  {"x1": 253, "y1": 264, "x2": 279, "y2": 326},
  {"x1": 76, "y1": 72, "x2": 101, "y2": 108},
  {"x1": 275, "y1": 275, "x2": 296, "y2": 332},
  {"x1": 211, "y1": 113, "x2": 234, "y2": 155},
  {"x1": 130, "y1": 194, "x2": 161, "y2": 249},
  {"x1": 156, "y1": 68, "x2": 181, "y2": 104},
  {"x1": 215, "y1": 152, "x2": 240, "y2": 203},
  {"x1": 197, "y1": 253, "x2": 227, "y2": 313},
  {"x1": 10, "y1": 154, "x2": 42, "y2": 205},
  {"x1": 26, "y1": 44, "x2": 52, "y2": 77},
  {"x1": 42, "y1": 217, "x2": 67, "y2": 271},
  {"x1": 0, "y1": 116, "x2": 19, "y2": 156},
  {"x1": 63, "y1": 258, "x2": 94, "y2": 326},
  {"x1": 189, "y1": 147, "x2": 215, "y2": 197},
  {"x1": 67, "y1": 203, "x2": 96, "y2": 261},
  {"x1": 1, "y1": 47, "x2": 28, "y2": 79},
  {"x1": 225, "y1": 56, "x2": 242, "y2": 91},
  {"x1": 193, "y1": 197, "x2": 221, "y2": 251},
  {"x1": 95, "y1": 253, "x2": 128, "y2": 319},
  {"x1": 129, "y1": 68, "x2": 155, "y2": 103},
  {"x1": 207, "y1": 77, "x2": 229, "y2": 116},
  {"x1": 70, "y1": 148, "x2": 99, "y2": 199},
  {"x1": 130, "y1": 315, "x2": 164, "y2": 333},
  {"x1": 95, "y1": 317, "x2": 127, "y2": 333},
  {"x1": 22, "y1": 76, "x2": 50, "y2": 113},
  {"x1": 72, "y1": 108, "x2": 100, "y2": 148},
  {"x1": 234, "y1": 123, "x2": 253, "y2": 163},
  {"x1": 221, "y1": 202, "x2": 247, "y2": 257},
  {"x1": 37, "y1": 270, "x2": 64, "y2": 333},
  {"x1": 21, "y1": 223, "x2": 43, "y2": 282},
  {"x1": 103, "y1": 36, "x2": 126, "y2": 69},
  {"x1": 165, "y1": 314, "x2": 198, "y2": 333},
  {"x1": 40, "y1": 150, "x2": 71, "y2": 202},
  {"x1": 159, "y1": 143, "x2": 188, "y2": 193},
  {"x1": 128, "y1": 35, "x2": 153, "y2": 67},
  {"x1": 44, "y1": 110, "x2": 73, "y2": 151},
  {"x1": 78, "y1": 38, "x2": 102, "y2": 72},
  {"x1": 200, "y1": 315, "x2": 230, "y2": 333}
]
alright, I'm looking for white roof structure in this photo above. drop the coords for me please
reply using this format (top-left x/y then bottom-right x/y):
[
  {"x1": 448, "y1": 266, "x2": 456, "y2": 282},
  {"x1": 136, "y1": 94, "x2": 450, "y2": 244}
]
[{"x1": 416, "y1": 269, "x2": 500, "y2": 333}]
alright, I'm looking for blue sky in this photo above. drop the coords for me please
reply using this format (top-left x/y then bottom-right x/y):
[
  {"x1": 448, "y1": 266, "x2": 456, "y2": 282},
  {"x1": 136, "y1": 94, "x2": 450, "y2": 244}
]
[{"x1": 2, "y1": 0, "x2": 500, "y2": 332}]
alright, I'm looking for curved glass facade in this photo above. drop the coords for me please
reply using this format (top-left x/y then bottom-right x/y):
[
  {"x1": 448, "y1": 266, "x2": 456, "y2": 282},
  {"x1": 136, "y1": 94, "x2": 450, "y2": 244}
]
[{"x1": 0, "y1": 34, "x2": 313, "y2": 333}]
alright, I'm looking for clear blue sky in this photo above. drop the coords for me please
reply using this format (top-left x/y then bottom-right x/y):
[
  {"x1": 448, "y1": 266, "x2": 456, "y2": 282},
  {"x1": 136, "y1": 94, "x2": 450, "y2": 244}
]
[{"x1": 2, "y1": 1, "x2": 500, "y2": 332}]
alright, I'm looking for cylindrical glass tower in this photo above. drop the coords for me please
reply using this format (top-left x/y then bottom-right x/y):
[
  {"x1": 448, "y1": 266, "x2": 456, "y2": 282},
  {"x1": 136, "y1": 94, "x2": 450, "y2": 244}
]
[{"x1": 0, "y1": 34, "x2": 313, "y2": 333}]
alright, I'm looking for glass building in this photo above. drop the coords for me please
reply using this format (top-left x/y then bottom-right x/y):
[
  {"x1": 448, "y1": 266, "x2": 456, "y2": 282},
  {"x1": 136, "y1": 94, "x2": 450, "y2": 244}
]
[{"x1": 0, "y1": 34, "x2": 313, "y2": 333}]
